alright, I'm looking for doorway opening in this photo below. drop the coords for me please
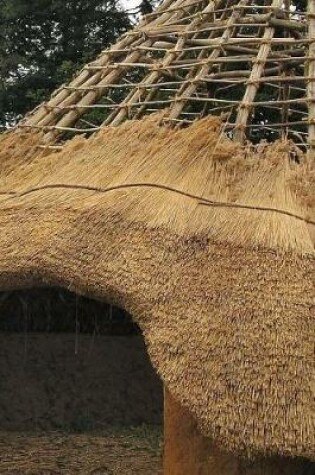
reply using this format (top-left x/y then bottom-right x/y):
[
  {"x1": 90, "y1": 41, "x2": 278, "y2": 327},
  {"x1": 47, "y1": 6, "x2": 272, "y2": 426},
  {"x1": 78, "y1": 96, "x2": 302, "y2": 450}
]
[{"x1": 0, "y1": 288, "x2": 163, "y2": 474}]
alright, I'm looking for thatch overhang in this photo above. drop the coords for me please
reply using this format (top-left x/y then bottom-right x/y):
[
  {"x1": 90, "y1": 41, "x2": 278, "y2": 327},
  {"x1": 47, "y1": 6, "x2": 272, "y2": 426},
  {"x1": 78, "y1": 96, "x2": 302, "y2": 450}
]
[{"x1": 0, "y1": 115, "x2": 314, "y2": 461}]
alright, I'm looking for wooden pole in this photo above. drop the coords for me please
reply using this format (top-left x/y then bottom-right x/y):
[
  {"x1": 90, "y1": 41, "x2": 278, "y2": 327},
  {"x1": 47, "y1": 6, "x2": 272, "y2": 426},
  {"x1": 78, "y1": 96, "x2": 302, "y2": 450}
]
[
  {"x1": 163, "y1": 388, "x2": 312, "y2": 475},
  {"x1": 233, "y1": 0, "x2": 282, "y2": 143},
  {"x1": 17, "y1": 0, "x2": 310, "y2": 149},
  {"x1": 308, "y1": 0, "x2": 315, "y2": 158},
  {"x1": 103, "y1": 0, "x2": 219, "y2": 128}
]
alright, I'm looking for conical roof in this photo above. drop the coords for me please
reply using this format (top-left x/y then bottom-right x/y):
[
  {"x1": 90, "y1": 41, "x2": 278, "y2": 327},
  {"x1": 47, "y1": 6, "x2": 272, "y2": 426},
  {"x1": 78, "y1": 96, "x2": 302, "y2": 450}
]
[
  {"x1": 16, "y1": 0, "x2": 314, "y2": 153},
  {"x1": 1, "y1": 0, "x2": 315, "y2": 464}
]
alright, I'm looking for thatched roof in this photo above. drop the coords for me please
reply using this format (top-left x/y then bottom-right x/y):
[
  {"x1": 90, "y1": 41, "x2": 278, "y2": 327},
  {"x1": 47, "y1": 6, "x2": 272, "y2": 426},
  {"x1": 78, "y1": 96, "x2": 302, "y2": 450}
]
[{"x1": 0, "y1": 115, "x2": 314, "y2": 461}]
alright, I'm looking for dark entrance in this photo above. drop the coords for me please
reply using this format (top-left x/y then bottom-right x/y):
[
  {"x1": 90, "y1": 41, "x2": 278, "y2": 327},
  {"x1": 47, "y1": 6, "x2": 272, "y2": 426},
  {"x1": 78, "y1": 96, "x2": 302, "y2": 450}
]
[{"x1": 0, "y1": 288, "x2": 163, "y2": 431}]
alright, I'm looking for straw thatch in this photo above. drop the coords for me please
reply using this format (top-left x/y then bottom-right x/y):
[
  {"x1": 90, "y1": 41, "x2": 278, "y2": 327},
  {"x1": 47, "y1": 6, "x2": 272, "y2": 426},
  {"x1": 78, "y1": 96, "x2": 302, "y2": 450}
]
[{"x1": 0, "y1": 114, "x2": 314, "y2": 461}]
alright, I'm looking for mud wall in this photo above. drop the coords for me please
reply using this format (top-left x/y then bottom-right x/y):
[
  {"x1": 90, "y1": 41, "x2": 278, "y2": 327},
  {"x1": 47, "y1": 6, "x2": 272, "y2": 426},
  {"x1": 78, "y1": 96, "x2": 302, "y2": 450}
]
[{"x1": 0, "y1": 334, "x2": 163, "y2": 430}]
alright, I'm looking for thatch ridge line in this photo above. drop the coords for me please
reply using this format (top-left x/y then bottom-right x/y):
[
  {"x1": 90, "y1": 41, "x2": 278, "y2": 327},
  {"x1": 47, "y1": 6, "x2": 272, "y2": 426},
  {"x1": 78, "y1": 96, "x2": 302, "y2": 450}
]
[{"x1": 1, "y1": 182, "x2": 314, "y2": 226}]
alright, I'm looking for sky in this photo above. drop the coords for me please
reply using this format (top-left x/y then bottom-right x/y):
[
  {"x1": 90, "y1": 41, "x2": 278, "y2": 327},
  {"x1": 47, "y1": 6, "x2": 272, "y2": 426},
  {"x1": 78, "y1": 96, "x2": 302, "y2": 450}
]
[{"x1": 121, "y1": 0, "x2": 140, "y2": 10}]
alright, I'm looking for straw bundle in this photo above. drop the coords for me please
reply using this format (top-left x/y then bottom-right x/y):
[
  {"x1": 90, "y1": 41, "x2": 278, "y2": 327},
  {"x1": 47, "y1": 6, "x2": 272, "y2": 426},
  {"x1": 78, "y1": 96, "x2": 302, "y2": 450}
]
[
  {"x1": 0, "y1": 115, "x2": 314, "y2": 460},
  {"x1": 0, "y1": 130, "x2": 47, "y2": 177}
]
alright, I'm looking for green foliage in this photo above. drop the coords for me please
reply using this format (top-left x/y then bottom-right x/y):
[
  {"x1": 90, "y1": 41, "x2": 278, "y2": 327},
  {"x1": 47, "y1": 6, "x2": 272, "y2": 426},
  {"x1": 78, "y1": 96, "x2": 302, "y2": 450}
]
[
  {"x1": 0, "y1": 0, "x2": 131, "y2": 129},
  {"x1": 139, "y1": 0, "x2": 157, "y2": 15}
]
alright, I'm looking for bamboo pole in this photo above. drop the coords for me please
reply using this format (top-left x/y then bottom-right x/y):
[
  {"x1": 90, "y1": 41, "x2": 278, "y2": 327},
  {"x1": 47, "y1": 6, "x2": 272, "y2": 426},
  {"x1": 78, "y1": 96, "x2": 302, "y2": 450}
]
[
  {"x1": 167, "y1": 0, "x2": 250, "y2": 122},
  {"x1": 103, "y1": 0, "x2": 221, "y2": 127},
  {"x1": 234, "y1": 0, "x2": 283, "y2": 142},
  {"x1": 16, "y1": 0, "x2": 310, "y2": 149},
  {"x1": 308, "y1": 0, "x2": 315, "y2": 158},
  {"x1": 38, "y1": 0, "x2": 196, "y2": 143},
  {"x1": 22, "y1": 0, "x2": 186, "y2": 133}
]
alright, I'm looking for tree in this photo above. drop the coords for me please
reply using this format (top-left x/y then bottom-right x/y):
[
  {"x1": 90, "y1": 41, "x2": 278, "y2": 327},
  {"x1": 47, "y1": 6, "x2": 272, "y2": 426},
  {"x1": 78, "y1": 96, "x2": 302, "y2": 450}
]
[
  {"x1": 0, "y1": 0, "x2": 131, "y2": 130},
  {"x1": 139, "y1": 0, "x2": 155, "y2": 15}
]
